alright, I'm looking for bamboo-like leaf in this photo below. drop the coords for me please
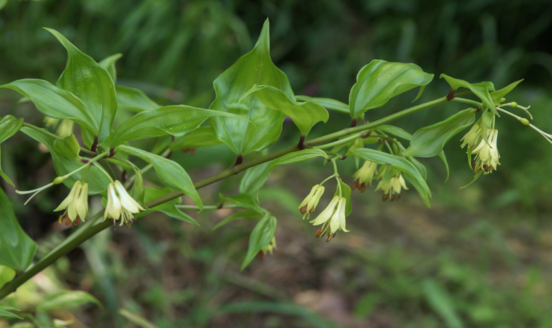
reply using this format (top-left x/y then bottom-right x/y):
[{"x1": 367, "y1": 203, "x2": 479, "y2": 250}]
[{"x1": 242, "y1": 214, "x2": 277, "y2": 270}]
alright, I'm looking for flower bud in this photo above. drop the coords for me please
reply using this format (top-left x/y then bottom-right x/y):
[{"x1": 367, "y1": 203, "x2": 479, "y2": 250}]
[{"x1": 53, "y1": 176, "x2": 65, "y2": 185}]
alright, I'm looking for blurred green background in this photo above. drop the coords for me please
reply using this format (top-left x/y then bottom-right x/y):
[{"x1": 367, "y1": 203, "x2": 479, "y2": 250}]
[{"x1": 1, "y1": 0, "x2": 552, "y2": 327}]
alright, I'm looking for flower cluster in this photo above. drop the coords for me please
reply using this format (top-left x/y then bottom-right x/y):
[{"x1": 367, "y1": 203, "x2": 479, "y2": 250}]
[
  {"x1": 55, "y1": 181, "x2": 89, "y2": 225},
  {"x1": 461, "y1": 121, "x2": 501, "y2": 174},
  {"x1": 376, "y1": 172, "x2": 408, "y2": 201},
  {"x1": 298, "y1": 184, "x2": 325, "y2": 220},
  {"x1": 311, "y1": 196, "x2": 348, "y2": 242}
]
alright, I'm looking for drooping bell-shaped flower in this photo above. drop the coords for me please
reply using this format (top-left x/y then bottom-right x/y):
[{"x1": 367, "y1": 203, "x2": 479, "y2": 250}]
[
  {"x1": 310, "y1": 196, "x2": 348, "y2": 242},
  {"x1": 55, "y1": 181, "x2": 89, "y2": 222},
  {"x1": 104, "y1": 180, "x2": 145, "y2": 227},
  {"x1": 376, "y1": 173, "x2": 408, "y2": 201},
  {"x1": 351, "y1": 160, "x2": 378, "y2": 192},
  {"x1": 298, "y1": 184, "x2": 325, "y2": 220},
  {"x1": 461, "y1": 123, "x2": 482, "y2": 149},
  {"x1": 472, "y1": 129, "x2": 500, "y2": 174}
]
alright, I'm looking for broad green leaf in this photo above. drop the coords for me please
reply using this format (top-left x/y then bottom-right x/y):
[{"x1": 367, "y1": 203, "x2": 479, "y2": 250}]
[
  {"x1": 408, "y1": 156, "x2": 427, "y2": 181},
  {"x1": 0, "y1": 265, "x2": 16, "y2": 288},
  {"x1": 46, "y1": 28, "x2": 117, "y2": 142},
  {"x1": 110, "y1": 105, "x2": 243, "y2": 148},
  {"x1": 116, "y1": 85, "x2": 159, "y2": 112},
  {"x1": 170, "y1": 126, "x2": 222, "y2": 150},
  {"x1": 490, "y1": 79, "x2": 523, "y2": 105},
  {"x1": 349, "y1": 60, "x2": 434, "y2": 118},
  {"x1": 37, "y1": 291, "x2": 101, "y2": 312},
  {"x1": 135, "y1": 187, "x2": 197, "y2": 225},
  {"x1": 440, "y1": 74, "x2": 495, "y2": 112},
  {"x1": 0, "y1": 115, "x2": 24, "y2": 144},
  {"x1": 374, "y1": 125, "x2": 412, "y2": 140},
  {"x1": 240, "y1": 85, "x2": 328, "y2": 136},
  {"x1": 53, "y1": 134, "x2": 81, "y2": 161},
  {"x1": 335, "y1": 179, "x2": 352, "y2": 216},
  {"x1": 350, "y1": 148, "x2": 431, "y2": 207},
  {"x1": 0, "y1": 79, "x2": 98, "y2": 132},
  {"x1": 209, "y1": 19, "x2": 292, "y2": 155},
  {"x1": 403, "y1": 108, "x2": 477, "y2": 158},
  {"x1": 239, "y1": 149, "x2": 328, "y2": 196},
  {"x1": 119, "y1": 309, "x2": 159, "y2": 328},
  {"x1": 116, "y1": 145, "x2": 202, "y2": 210},
  {"x1": 0, "y1": 188, "x2": 37, "y2": 271},
  {"x1": 422, "y1": 279, "x2": 464, "y2": 328},
  {"x1": 0, "y1": 0, "x2": 7, "y2": 10},
  {"x1": 99, "y1": 53, "x2": 122, "y2": 83},
  {"x1": 295, "y1": 95, "x2": 349, "y2": 114},
  {"x1": 213, "y1": 209, "x2": 264, "y2": 230},
  {"x1": 219, "y1": 193, "x2": 264, "y2": 213},
  {"x1": 21, "y1": 126, "x2": 111, "y2": 194},
  {"x1": 242, "y1": 213, "x2": 277, "y2": 270}
]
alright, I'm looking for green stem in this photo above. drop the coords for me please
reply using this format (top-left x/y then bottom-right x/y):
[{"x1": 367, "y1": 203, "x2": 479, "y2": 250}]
[
  {"x1": 0, "y1": 95, "x2": 450, "y2": 300},
  {"x1": 452, "y1": 97, "x2": 481, "y2": 108},
  {"x1": 176, "y1": 204, "x2": 242, "y2": 210}
]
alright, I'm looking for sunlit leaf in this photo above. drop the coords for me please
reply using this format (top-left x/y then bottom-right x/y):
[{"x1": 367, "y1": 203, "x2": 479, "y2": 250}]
[
  {"x1": 46, "y1": 28, "x2": 117, "y2": 142},
  {"x1": 209, "y1": 19, "x2": 293, "y2": 155},
  {"x1": 99, "y1": 53, "x2": 122, "y2": 83},
  {"x1": 349, "y1": 60, "x2": 434, "y2": 118}
]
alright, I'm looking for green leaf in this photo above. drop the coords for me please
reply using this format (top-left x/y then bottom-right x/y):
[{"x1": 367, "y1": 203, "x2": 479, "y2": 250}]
[
  {"x1": 116, "y1": 145, "x2": 202, "y2": 210},
  {"x1": 295, "y1": 95, "x2": 349, "y2": 114},
  {"x1": 422, "y1": 279, "x2": 464, "y2": 328},
  {"x1": 349, "y1": 60, "x2": 434, "y2": 118},
  {"x1": 0, "y1": 0, "x2": 7, "y2": 11},
  {"x1": 403, "y1": 108, "x2": 477, "y2": 158},
  {"x1": 135, "y1": 187, "x2": 197, "y2": 225},
  {"x1": 99, "y1": 53, "x2": 122, "y2": 83},
  {"x1": 0, "y1": 265, "x2": 16, "y2": 288},
  {"x1": 209, "y1": 19, "x2": 293, "y2": 155},
  {"x1": 336, "y1": 179, "x2": 352, "y2": 216},
  {"x1": 440, "y1": 74, "x2": 495, "y2": 112},
  {"x1": 0, "y1": 115, "x2": 24, "y2": 144},
  {"x1": 119, "y1": 309, "x2": 159, "y2": 328},
  {"x1": 374, "y1": 125, "x2": 412, "y2": 140},
  {"x1": 219, "y1": 193, "x2": 264, "y2": 213},
  {"x1": 110, "y1": 105, "x2": 243, "y2": 148},
  {"x1": 490, "y1": 79, "x2": 523, "y2": 105},
  {"x1": 0, "y1": 305, "x2": 22, "y2": 320},
  {"x1": 46, "y1": 28, "x2": 117, "y2": 142},
  {"x1": 37, "y1": 291, "x2": 101, "y2": 312},
  {"x1": 239, "y1": 149, "x2": 328, "y2": 196},
  {"x1": 242, "y1": 214, "x2": 277, "y2": 270},
  {"x1": 53, "y1": 134, "x2": 81, "y2": 161},
  {"x1": 408, "y1": 156, "x2": 427, "y2": 181},
  {"x1": 0, "y1": 188, "x2": 37, "y2": 271},
  {"x1": 439, "y1": 150, "x2": 450, "y2": 183},
  {"x1": 130, "y1": 167, "x2": 145, "y2": 205},
  {"x1": 170, "y1": 126, "x2": 222, "y2": 150},
  {"x1": 21, "y1": 126, "x2": 110, "y2": 194},
  {"x1": 116, "y1": 85, "x2": 160, "y2": 112},
  {"x1": 350, "y1": 148, "x2": 431, "y2": 207},
  {"x1": 0, "y1": 79, "x2": 98, "y2": 132},
  {"x1": 241, "y1": 85, "x2": 328, "y2": 136},
  {"x1": 213, "y1": 209, "x2": 264, "y2": 230}
]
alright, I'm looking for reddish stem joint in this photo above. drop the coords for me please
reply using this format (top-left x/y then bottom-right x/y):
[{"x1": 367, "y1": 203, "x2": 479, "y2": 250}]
[
  {"x1": 446, "y1": 88, "x2": 456, "y2": 101},
  {"x1": 90, "y1": 136, "x2": 99, "y2": 152},
  {"x1": 298, "y1": 135, "x2": 306, "y2": 150}
]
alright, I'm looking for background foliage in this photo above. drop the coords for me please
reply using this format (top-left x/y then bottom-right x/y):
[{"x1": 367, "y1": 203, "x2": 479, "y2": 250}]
[{"x1": 1, "y1": 0, "x2": 552, "y2": 327}]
